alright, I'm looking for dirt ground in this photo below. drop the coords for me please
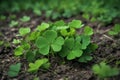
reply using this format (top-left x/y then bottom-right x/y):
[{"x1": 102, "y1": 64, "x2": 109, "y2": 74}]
[{"x1": 0, "y1": 12, "x2": 120, "y2": 80}]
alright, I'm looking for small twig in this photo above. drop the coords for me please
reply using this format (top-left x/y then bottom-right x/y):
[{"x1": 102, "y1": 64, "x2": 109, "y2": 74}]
[
  {"x1": 103, "y1": 34, "x2": 114, "y2": 41},
  {"x1": 1, "y1": 75, "x2": 5, "y2": 80},
  {"x1": 96, "y1": 23, "x2": 101, "y2": 33}
]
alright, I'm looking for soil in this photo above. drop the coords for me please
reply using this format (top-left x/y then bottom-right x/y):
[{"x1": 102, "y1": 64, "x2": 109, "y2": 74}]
[{"x1": 0, "y1": 12, "x2": 120, "y2": 80}]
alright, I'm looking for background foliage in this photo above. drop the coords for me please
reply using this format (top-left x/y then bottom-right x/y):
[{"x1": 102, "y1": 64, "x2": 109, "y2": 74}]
[{"x1": 0, "y1": 0, "x2": 120, "y2": 22}]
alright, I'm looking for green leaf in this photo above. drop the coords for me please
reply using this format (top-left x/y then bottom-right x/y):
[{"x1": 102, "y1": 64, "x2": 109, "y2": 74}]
[
  {"x1": 45, "y1": 10, "x2": 52, "y2": 18},
  {"x1": 52, "y1": 20, "x2": 69, "y2": 30},
  {"x1": 68, "y1": 20, "x2": 83, "y2": 29},
  {"x1": 21, "y1": 41, "x2": 30, "y2": 50},
  {"x1": 33, "y1": 9, "x2": 41, "y2": 16},
  {"x1": 51, "y1": 37, "x2": 64, "y2": 52},
  {"x1": 12, "y1": 39, "x2": 21, "y2": 44},
  {"x1": 92, "y1": 62, "x2": 119, "y2": 78},
  {"x1": 0, "y1": 40, "x2": 4, "y2": 46},
  {"x1": 35, "y1": 37, "x2": 50, "y2": 55},
  {"x1": 64, "y1": 38, "x2": 74, "y2": 49},
  {"x1": 43, "y1": 30, "x2": 57, "y2": 42},
  {"x1": 19, "y1": 27, "x2": 31, "y2": 36},
  {"x1": 14, "y1": 46, "x2": 23, "y2": 56},
  {"x1": 60, "y1": 29, "x2": 68, "y2": 36},
  {"x1": 84, "y1": 26, "x2": 93, "y2": 35},
  {"x1": 81, "y1": 35, "x2": 90, "y2": 49},
  {"x1": 82, "y1": 13, "x2": 90, "y2": 20},
  {"x1": 36, "y1": 30, "x2": 64, "y2": 55},
  {"x1": 34, "y1": 77, "x2": 39, "y2": 80},
  {"x1": 9, "y1": 20, "x2": 18, "y2": 27},
  {"x1": 20, "y1": 16, "x2": 30, "y2": 22},
  {"x1": 78, "y1": 55, "x2": 93, "y2": 63},
  {"x1": 26, "y1": 51, "x2": 35, "y2": 62},
  {"x1": 28, "y1": 58, "x2": 49, "y2": 72},
  {"x1": 108, "y1": 31, "x2": 118, "y2": 35},
  {"x1": 67, "y1": 50, "x2": 83, "y2": 60},
  {"x1": 56, "y1": 26, "x2": 69, "y2": 30},
  {"x1": 54, "y1": 20, "x2": 65, "y2": 26},
  {"x1": 36, "y1": 22, "x2": 49, "y2": 31},
  {"x1": 108, "y1": 24, "x2": 120, "y2": 35},
  {"x1": 52, "y1": 12, "x2": 60, "y2": 19},
  {"x1": 60, "y1": 28, "x2": 76, "y2": 36},
  {"x1": 26, "y1": 31, "x2": 40, "y2": 41},
  {"x1": 8, "y1": 63, "x2": 21, "y2": 77},
  {"x1": 59, "y1": 37, "x2": 83, "y2": 60}
]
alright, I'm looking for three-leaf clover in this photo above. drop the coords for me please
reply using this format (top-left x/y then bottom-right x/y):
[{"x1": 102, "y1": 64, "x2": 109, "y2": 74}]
[
  {"x1": 84, "y1": 26, "x2": 94, "y2": 36},
  {"x1": 28, "y1": 58, "x2": 50, "y2": 72},
  {"x1": 68, "y1": 20, "x2": 84, "y2": 29},
  {"x1": 12, "y1": 39, "x2": 21, "y2": 44},
  {"x1": 60, "y1": 28, "x2": 76, "y2": 36},
  {"x1": 8, "y1": 63, "x2": 21, "y2": 77},
  {"x1": 59, "y1": 37, "x2": 83, "y2": 60},
  {"x1": 14, "y1": 46, "x2": 24, "y2": 56},
  {"x1": 108, "y1": 24, "x2": 120, "y2": 35},
  {"x1": 35, "y1": 30, "x2": 64, "y2": 55},
  {"x1": 26, "y1": 31, "x2": 41, "y2": 41},
  {"x1": 92, "y1": 62, "x2": 119, "y2": 78},
  {"x1": 14, "y1": 42, "x2": 30, "y2": 56},
  {"x1": 36, "y1": 22, "x2": 49, "y2": 32},
  {"x1": 19, "y1": 27, "x2": 31, "y2": 36},
  {"x1": 9, "y1": 20, "x2": 18, "y2": 27},
  {"x1": 78, "y1": 54, "x2": 93, "y2": 63},
  {"x1": 20, "y1": 16, "x2": 30, "y2": 22},
  {"x1": 78, "y1": 43, "x2": 98, "y2": 62}
]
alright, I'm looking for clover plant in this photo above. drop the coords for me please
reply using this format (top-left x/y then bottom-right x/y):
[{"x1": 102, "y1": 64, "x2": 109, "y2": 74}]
[
  {"x1": 92, "y1": 62, "x2": 119, "y2": 79},
  {"x1": 8, "y1": 63, "x2": 21, "y2": 77},
  {"x1": 108, "y1": 24, "x2": 120, "y2": 36},
  {"x1": 13, "y1": 20, "x2": 97, "y2": 72},
  {"x1": 0, "y1": 15, "x2": 6, "y2": 21},
  {"x1": 20, "y1": 16, "x2": 30, "y2": 22},
  {"x1": 1, "y1": 0, "x2": 120, "y2": 23},
  {"x1": 9, "y1": 20, "x2": 19, "y2": 27},
  {"x1": 35, "y1": 30, "x2": 64, "y2": 55},
  {"x1": 12, "y1": 39, "x2": 21, "y2": 44},
  {"x1": 0, "y1": 40, "x2": 4, "y2": 46},
  {"x1": 19, "y1": 27, "x2": 31, "y2": 36},
  {"x1": 28, "y1": 58, "x2": 50, "y2": 72}
]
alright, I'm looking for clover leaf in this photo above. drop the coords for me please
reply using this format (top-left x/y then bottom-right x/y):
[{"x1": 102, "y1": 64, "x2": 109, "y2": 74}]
[
  {"x1": 68, "y1": 20, "x2": 84, "y2": 29},
  {"x1": 35, "y1": 30, "x2": 64, "y2": 55},
  {"x1": 14, "y1": 46, "x2": 24, "y2": 56},
  {"x1": 60, "y1": 28, "x2": 76, "y2": 37},
  {"x1": 81, "y1": 35, "x2": 90, "y2": 49},
  {"x1": 108, "y1": 24, "x2": 120, "y2": 35},
  {"x1": 92, "y1": 62, "x2": 119, "y2": 78},
  {"x1": 8, "y1": 63, "x2": 21, "y2": 77},
  {"x1": 54, "y1": 20, "x2": 65, "y2": 26},
  {"x1": 78, "y1": 43, "x2": 98, "y2": 62},
  {"x1": 59, "y1": 37, "x2": 83, "y2": 60},
  {"x1": 28, "y1": 58, "x2": 50, "y2": 72},
  {"x1": 9, "y1": 20, "x2": 19, "y2": 27},
  {"x1": 26, "y1": 31, "x2": 41, "y2": 41},
  {"x1": 12, "y1": 39, "x2": 21, "y2": 44},
  {"x1": 36, "y1": 22, "x2": 49, "y2": 32},
  {"x1": 19, "y1": 27, "x2": 31, "y2": 36},
  {"x1": 52, "y1": 20, "x2": 69, "y2": 30},
  {"x1": 20, "y1": 16, "x2": 30, "y2": 22},
  {"x1": 78, "y1": 54, "x2": 93, "y2": 63},
  {"x1": 84, "y1": 26, "x2": 93, "y2": 35}
]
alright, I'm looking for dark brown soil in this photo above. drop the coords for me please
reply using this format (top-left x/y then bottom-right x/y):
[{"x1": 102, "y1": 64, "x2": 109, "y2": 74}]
[{"x1": 0, "y1": 12, "x2": 120, "y2": 80}]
